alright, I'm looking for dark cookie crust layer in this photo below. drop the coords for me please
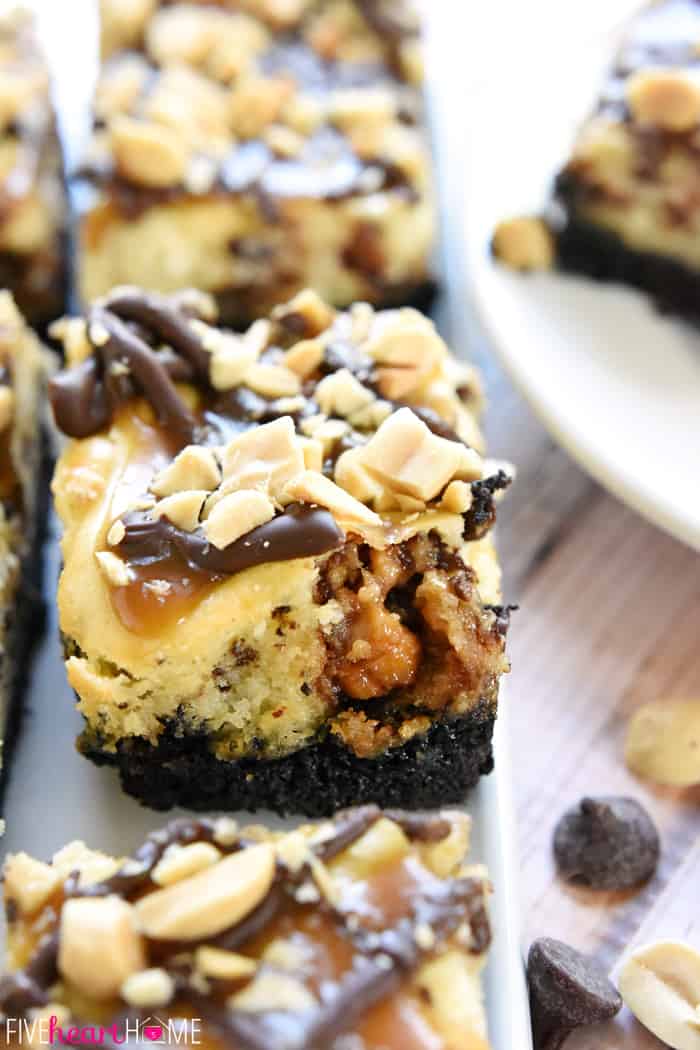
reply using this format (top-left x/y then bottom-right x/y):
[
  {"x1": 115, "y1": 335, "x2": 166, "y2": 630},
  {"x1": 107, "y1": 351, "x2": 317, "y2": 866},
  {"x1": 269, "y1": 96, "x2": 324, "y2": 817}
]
[
  {"x1": 79, "y1": 701, "x2": 496, "y2": 815},
  {"x1": 553, "y1": 173, "x2": 700, "y2": 323}
]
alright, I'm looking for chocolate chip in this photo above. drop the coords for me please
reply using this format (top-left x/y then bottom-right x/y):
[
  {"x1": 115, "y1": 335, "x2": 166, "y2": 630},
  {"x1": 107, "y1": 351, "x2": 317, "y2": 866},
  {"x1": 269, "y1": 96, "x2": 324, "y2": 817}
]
[
  {"x1": 528, "y1": 938, "x2": 622, "y2": 1050},
  {"x1": 553, "y1": 796, "x2": 660, "y2": 890}
]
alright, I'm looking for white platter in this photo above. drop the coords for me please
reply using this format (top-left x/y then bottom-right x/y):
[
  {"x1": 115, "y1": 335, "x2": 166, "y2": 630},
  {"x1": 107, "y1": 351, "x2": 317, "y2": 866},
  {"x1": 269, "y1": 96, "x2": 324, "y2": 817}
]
[{"x1": 460, "y1": 15, "x2": 700, "y2": 553}]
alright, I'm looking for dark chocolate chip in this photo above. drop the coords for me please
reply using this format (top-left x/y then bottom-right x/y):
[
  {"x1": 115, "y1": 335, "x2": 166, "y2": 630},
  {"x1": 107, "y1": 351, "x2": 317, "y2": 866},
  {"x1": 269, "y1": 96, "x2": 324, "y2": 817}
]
[
  {"x1": 528, "y1": 938, "x2": 622, "y2": 1050},
  {"x1": 553, "y1": 796, "x2": 660, "y2": 890}
]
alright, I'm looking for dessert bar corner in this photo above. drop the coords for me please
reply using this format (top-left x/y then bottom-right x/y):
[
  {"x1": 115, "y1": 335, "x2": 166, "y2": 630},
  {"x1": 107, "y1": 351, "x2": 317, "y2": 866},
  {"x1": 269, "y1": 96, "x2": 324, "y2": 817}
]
[{"x1": 550, "y1": 0, "x2": 700, "y2": 320}]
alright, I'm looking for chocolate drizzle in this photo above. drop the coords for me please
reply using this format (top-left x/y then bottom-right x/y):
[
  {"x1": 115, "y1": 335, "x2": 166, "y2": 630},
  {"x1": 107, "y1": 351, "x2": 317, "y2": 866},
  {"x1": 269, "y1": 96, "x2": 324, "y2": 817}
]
[
  {"x1": 105, "y1": 289, "x2": 212, "y2": 379},
  {"x1": 0, "y1": 932, "x2": 58, "y2": 1015},
  {"x1": 314, "y1": 804, "x2": 383, "y2": 861},
  {"x1": 116, "y1": 502, "x2": 344, "y2": 579},
  {"x1": 384, "y1": 809, "x2": 452, "y2": 842},
  {"x1": 49, "y1": 298, "x2": 200, "y2": 444},
  {"x1": 83, "y1": 120, "x2": 414, "y2": 221},
  {"x1": 49, "y1": 288, "x2": 478, "y2": 463},
  {"x1": 64, "y1": 817, "x2": 222, "y2": 900}
]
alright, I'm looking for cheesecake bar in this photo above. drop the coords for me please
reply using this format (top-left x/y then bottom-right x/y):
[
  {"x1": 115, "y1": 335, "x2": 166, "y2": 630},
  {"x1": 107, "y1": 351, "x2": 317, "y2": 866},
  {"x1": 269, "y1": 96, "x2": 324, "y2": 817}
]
[
  {"x1": 550, "y1": 0, "x2": 700, "y2": 319},
  {"x1": 82, "y1": 0, "x2": 434, "y2": 326},
  {"x1": 0, "y1": 807, "x2": 493, "y2": 1050},
  {"x1": 0, "y1": 7, "x2": 66, "y2": 327},
  {"x1": 0, "y1": 293, "x2": 47, "y2": 795},
  {"x1": 49, "y1": 286, "x2": 510, "y2": 814}
]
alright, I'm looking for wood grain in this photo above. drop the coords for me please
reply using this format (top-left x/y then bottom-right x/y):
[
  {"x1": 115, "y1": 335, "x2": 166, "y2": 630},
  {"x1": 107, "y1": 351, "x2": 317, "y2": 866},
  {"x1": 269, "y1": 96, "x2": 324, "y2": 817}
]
[{"x1": 485, "y1": 360, "x2": 700, "y2": 1049}]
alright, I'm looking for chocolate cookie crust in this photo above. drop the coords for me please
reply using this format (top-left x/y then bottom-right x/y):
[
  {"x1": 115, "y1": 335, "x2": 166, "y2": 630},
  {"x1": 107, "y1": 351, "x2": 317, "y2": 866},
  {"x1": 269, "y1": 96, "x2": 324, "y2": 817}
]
[{"x1": 81, "y1": 702, "x2": 497, "y2": 815}]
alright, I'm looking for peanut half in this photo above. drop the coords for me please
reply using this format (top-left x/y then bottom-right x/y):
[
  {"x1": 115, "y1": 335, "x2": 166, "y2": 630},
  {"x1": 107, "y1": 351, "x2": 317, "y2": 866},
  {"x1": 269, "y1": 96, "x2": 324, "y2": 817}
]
[
  {"x1": 619, "y1": 941, "x2": 700, "y2": 1050},
  {"x1": 135, "y1": 843, "x2": 276, "y2": 941},
  {"x1": 492, "y1": 216, "x2": 555, "y2": 272}
]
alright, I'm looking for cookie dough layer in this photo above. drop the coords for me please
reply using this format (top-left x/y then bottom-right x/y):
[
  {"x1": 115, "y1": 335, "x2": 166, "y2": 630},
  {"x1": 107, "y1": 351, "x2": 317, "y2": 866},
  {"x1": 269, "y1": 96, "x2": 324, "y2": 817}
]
[
  {"x1": 1, "y1": 808, "x2": 492, "y2": 1049},
  {"x1": 0, "y1": 294, "x2": 47, "y2": 797},
  {"x1": 82, "y1": 0, "x2": 434, "y2": 325},
  {"x1": 0, "y1": 8, "x2": 66, "y2": 326},
  {"x1": 50, "y1": 287, "x2": 510, "y2": 813},
  {"x1": 550, "y1": 0, "x2": 700, "y2": 317}
]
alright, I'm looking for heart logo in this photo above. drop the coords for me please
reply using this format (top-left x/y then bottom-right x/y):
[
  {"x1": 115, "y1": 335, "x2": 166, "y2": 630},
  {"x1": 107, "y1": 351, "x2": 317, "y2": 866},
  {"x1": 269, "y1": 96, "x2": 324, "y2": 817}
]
[{"x1": 143, "y1": 1026, "x2": 163, "y2": 1042}]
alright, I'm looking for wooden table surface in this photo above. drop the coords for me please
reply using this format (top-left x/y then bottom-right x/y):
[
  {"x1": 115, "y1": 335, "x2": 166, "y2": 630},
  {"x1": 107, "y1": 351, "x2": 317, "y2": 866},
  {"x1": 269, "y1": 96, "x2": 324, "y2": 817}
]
[{"x1": 478, "y1": 337, "x2": 700, "y2": 1048}]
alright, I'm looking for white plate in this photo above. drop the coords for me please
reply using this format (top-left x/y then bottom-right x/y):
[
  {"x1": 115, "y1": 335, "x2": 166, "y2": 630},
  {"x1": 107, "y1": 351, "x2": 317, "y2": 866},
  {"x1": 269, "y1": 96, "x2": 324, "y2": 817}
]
[
  {"x1": 0, "y1": 526, "x2": 532, "y2": 1049},
  {"x1": 459, "y1": 20, "x2": 700, "y2": 552}
]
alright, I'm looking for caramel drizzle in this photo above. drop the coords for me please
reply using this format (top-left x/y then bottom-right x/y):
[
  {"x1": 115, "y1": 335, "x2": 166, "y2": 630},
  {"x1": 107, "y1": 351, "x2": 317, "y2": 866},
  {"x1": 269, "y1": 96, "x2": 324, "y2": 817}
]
[{"x1": 1, "y1": 809, "x2": 491, "y2": 1050}]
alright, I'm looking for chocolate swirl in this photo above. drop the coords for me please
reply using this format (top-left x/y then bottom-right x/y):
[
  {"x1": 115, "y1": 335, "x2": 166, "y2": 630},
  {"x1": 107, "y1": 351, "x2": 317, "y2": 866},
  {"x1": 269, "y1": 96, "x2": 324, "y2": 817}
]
[
  {"x1": 116, "y1": 502, "x2": 344, "y2": 579},
  {"x1": 49, "y1": 298, "x2": 200, "y2": 443}
]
